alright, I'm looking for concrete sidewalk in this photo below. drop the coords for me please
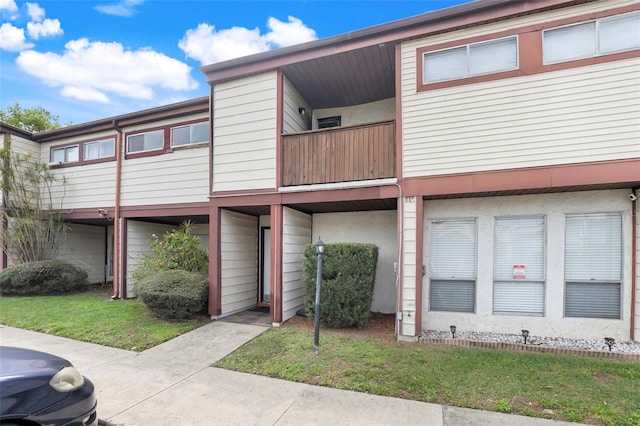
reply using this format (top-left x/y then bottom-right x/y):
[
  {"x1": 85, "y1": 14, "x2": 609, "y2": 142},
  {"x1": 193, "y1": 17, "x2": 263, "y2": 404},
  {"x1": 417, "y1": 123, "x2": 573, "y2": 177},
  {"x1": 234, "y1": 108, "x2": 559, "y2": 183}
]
[{"x1": 0, "y1": 322, "x2": 584, "y2": 426}]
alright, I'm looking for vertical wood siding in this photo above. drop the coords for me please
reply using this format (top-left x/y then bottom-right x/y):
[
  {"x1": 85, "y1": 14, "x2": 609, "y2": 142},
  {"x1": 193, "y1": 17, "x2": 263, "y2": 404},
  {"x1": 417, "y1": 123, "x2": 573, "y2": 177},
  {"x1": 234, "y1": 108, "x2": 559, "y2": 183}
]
[
  {"x1": 57, "y1": 224, "x2": 106, "y2": 283},
  {"x1": 283, "y1": 78, "x2": 310, "y2": 133},
  {"x1": 220, "y1": 210, "x2": 258, "y2": 315},
  {"x1": 213, "y1": 72, "x2": 278, "y2": 192},
  {"x1": 282, "y1": 207, "x2": 312, "y2": 321},
  {"x1": 281, "y1": 120, "x2": 395, "y2": 186},
  {"x1": 401, "y1": 1, "x2": 640, "y2": 178},
  {"x1": 401, "y1": 197, "x2": 417, "y2": 336},
  {"x1": 126, "y1": 221, "x2": 174, "y2": 297}
]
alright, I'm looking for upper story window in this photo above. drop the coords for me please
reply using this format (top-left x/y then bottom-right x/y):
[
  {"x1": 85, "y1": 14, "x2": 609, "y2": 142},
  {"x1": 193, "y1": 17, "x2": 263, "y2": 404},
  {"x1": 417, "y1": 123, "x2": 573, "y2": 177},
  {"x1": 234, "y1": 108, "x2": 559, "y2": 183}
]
[
  {"x1": 52, "y1": 145, "x2": 79, "y2": 164},
  {"x1": 170, "y1": 122, "x2": 208, "y2": 147},
  {"x1": 127, "y1": 129, "x2": 164, "y2": 154},
  {"x1": 84, "y1": 138, "x2": 115, "y2": 160},
  {"x1": 543, "y1": 11, "x2": 640, "y2": 64},
  {"x1": 423, "y1": 36, "x2": 518, "y2": 84}
]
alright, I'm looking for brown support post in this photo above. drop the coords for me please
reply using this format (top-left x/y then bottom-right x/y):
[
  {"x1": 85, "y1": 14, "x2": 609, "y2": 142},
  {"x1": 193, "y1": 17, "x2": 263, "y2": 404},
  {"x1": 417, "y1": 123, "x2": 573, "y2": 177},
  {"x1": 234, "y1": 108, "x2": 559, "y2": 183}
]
[
  {"x1": 208, "y1": 206, "x2": 221, "y2": 316},
  {"x1": 270, "y1": 204, "x2": 283, "y2": 323}
]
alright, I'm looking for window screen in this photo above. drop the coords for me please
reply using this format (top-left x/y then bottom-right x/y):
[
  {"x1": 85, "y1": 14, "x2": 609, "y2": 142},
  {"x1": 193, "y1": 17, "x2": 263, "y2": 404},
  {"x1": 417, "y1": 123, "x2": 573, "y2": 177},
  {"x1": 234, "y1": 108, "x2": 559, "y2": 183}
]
[
  {"x1": 429, "y1": 219, "x2": 476, "y2": 312},
  {"x1": 564, "y1": 213, "x2": 622, "y2": 319}
]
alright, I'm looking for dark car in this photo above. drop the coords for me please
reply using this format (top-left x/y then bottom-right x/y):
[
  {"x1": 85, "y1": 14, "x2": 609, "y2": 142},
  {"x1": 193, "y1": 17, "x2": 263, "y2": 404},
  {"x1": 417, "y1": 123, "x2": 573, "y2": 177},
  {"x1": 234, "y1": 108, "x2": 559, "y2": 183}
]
[{"x1": 0, "y1": 346, "x2": 97, "y2": 426}]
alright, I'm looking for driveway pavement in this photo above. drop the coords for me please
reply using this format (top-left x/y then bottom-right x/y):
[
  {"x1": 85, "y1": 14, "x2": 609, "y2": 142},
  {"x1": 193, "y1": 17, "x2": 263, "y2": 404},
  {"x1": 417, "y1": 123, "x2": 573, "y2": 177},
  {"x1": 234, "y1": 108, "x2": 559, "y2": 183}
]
[{"x1": 0, "y1": 321, "x2": 585, "y2": 426}]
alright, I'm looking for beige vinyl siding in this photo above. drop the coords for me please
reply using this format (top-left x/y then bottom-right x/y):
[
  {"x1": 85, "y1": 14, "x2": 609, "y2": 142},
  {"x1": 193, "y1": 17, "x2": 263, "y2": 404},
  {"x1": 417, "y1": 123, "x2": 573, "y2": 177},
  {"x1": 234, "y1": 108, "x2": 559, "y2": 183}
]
[
  {"x1": 126, "y1": 221, "x2": 174, "y2": 297},
  {"x1": 401, "y1": 197, "x2": 418, "y2": 337},
  {"x1": 401, "y1": 0, "x2": 640, "y2": 178},
  {"x1": 120, "y1": 146, "x2": 209, "y2": 206},
  {"x1": 48, "y1": 162, "x2": 117, "y2": 209},
  {"x1": 220, "y1": 210, "x2": 258, "y2": 315},
  {"x1": 8, "y1": 134, "x2": 39, "y2": 156},
  {"x1": 283, "y1": 77, "x2": 310, "y2": 133},
  {"x1": 213, "y1": 72, "x2": 278, "y2": 192},
  {"x1": 636, "y1": 188, "x2": 640, "y2": 341},
  {"x1": 282, "y1": 207, "x2": 312, "y2": 321},
  {"x1": 315, "y1": 98, "x2": 396, "y2": 128},
  {"x1": 57, "y1": 224, "x2": 106, "y2": 283}
]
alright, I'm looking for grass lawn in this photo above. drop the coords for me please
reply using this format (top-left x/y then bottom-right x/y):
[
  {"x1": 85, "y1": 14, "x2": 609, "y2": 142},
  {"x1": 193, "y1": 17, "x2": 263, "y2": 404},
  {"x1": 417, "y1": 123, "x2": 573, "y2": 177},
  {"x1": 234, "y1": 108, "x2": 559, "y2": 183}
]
[
  {"x1": 0, "y1": 288, "x2": 208, "y2": 351},
  {"x1": 215, "y1": 327, "x2": 640, "y2": 426}
]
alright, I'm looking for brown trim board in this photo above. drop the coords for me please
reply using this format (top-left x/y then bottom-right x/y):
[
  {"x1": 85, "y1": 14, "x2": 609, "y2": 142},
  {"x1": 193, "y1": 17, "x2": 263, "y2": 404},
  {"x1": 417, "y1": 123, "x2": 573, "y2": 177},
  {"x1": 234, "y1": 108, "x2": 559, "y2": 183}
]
[
  {"x1": 208, "y1": 206, "x2": 221, "y2": 316},
  {"x1": 401, "y1": 159, "x2": 640, "y2": 197},
  {"x1": 271, "y1": 204, "x2": 284, "y2": 323}
]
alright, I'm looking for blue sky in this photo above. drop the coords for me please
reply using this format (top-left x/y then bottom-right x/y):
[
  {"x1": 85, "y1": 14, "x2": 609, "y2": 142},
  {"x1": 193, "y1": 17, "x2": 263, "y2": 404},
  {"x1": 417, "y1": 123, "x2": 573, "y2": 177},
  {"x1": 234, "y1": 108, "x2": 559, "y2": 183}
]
[{"x1": 0, "y1": 0, "x2": 467, "y2": 126}]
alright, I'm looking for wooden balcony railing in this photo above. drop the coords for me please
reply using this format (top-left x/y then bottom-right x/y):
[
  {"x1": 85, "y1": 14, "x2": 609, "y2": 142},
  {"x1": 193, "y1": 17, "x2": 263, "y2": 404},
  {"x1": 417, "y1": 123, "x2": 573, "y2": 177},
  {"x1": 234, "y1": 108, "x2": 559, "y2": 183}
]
[{"x1": 281, "y1": 120, "x2": 395, "y2": 186}]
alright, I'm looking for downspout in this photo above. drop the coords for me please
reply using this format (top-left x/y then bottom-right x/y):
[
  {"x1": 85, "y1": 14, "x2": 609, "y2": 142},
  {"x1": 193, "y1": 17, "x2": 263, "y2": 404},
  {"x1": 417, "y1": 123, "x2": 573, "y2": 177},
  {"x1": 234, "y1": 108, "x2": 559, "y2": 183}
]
[
  {"x1": 395, "y1": 183, "x2": 403, "y2": 340},
  {"x1": 631, "y1": 187, "x2": 638, "y2": 341},
  {"x1": 111, "y1": 120, "x2": 123, "y2": 299}
]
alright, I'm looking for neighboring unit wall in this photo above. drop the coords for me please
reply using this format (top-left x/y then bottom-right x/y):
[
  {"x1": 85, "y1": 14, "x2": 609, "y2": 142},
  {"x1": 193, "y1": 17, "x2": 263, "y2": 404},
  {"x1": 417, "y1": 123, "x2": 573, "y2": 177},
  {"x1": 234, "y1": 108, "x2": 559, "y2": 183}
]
[
  {"x1": 422, "y1": 190, "x2": 633, "y2": 340},
  {"x1": 57, "y1": 224, "x2": 106, "y2": 283},
  {"x1": 283, "y1": 77, "x2": 311, "y2": 133},
  {"x1": 314, "y1": 98, "x2": 395, "y2": 128},
  {"x1": 40, "y1": 132, "x2": 118, "y2": 210},
  {"x1": 126, "y1": 220, "x2": 175, "y2": 297},
  {"x1": 120, "y1": 147, "x2": 209, "y2": 206},
  {"x1": 282, "y1": 207, "x2": 311, "y2": 322},
  {"x1": 401, "y1": 1, "x2": 640, "y2": 178},
  {"x1": 220, "y1": 210, "x2": 258, "y2": 315},
  {"x1": 313, "y1": 210, "x2": 398, "y2": 314},
  {"x1": 635, "y1": 188, "x2": 640, "y2": 342},
  {"x1": 213, "y1": 72, "x2": 278, "y2": 192}
]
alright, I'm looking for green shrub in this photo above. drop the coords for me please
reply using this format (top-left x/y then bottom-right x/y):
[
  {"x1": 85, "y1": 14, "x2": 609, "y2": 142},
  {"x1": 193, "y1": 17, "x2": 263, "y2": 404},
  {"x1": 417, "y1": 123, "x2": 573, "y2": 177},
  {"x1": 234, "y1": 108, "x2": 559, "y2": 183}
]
[
  {"x1": 132, "y1": 221, "x2": 208, "y2": 282},
  {"x1": 136, "y1": 270, "x2": 208, "y2": 320},
  {"x1": 303, "y1": 243, "x2": 378, "y2": 328},
  {"x1": 0, "y1": 260, "x2": 88, "y2": 295}
]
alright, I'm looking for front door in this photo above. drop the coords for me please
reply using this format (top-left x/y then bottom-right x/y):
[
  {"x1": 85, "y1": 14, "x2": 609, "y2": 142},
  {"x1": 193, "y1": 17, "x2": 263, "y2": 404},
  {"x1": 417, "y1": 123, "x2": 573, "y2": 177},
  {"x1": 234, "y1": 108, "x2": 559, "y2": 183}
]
[{"x1": 260, "y1": 227, "x2": 271, "y2": 304}]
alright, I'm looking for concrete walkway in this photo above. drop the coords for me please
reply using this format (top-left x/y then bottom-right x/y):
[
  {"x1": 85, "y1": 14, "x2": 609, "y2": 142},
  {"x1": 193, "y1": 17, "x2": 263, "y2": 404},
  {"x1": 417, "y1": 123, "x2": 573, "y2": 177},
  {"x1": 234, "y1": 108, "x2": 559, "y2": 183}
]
[{"x1": 0, "y1": 322, "x2": 584, "y2": 426}]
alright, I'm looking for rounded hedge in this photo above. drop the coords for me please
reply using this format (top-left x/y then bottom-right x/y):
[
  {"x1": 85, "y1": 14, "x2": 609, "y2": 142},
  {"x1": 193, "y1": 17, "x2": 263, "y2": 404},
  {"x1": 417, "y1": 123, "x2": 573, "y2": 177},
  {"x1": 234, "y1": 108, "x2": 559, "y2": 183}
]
[
  {"x1": 0, "y1": 260, "x2": 89, "y2": 295},
  {"x1": 136, "y1": 270, "x2": 208, "y2": 320}
]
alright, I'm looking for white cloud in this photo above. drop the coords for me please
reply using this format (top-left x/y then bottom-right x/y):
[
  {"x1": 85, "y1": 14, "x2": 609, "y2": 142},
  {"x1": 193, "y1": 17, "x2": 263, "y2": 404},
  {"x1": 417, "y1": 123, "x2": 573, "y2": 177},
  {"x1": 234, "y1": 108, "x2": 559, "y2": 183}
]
[
  {"x1": 0, "y1": 22, "x2": 34, "y2": 51},
  {"x1": 179, "y1": 16, "x2": 317, "y2": 65},
  {"x1": 25, "y1": 2, "x2": 44, "y2": 21},
  {"x1": 0, "y1": 0, "x2": 18, "y2": 18},
  {"x1": 16, "y1": 38, "x2": 198, "y2": 103},
  {"x1": 27, "y1": 18, "x2": 62, "y2": 39},
  {"x1": 94, "y1": 0, "x2": 143, "y2": 17},
  {"x1": 265, "y1": 16, "x2": 317, "y2": 48}
]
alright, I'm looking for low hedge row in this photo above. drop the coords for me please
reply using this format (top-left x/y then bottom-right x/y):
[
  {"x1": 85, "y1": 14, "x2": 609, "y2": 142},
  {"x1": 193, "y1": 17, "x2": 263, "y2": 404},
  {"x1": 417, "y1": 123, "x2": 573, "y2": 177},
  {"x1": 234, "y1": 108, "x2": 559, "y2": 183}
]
[
  {"x1": 136, "y1": 270, "x2": 208, "y2": 320},
  {"x1": 0, "y1": 260, "x2": 89, "y2": 295}
]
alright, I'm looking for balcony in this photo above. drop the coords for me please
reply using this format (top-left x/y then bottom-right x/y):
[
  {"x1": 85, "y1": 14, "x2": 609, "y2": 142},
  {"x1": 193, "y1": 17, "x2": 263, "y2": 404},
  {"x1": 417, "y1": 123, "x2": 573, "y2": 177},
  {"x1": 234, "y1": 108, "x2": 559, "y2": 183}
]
[{"x1": 281, "y1": 120, "x2": 396, "y2": 187}]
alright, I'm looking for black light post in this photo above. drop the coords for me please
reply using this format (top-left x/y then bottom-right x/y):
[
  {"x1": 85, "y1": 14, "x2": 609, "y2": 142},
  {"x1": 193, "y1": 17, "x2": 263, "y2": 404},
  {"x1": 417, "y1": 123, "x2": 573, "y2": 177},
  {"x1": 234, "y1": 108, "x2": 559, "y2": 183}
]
[
  {"x1": 521, "y1": 329, "x2": 530, "y2": 345},
  {"x1": 450, "y1": 325, "x2": 457, "y2": 339},
  {"x1": 313, "y1": 237, "x2": 325, "y2": 355},
  {"x1": 604, "y1": 337, "x2": 615, "y2": 351}
]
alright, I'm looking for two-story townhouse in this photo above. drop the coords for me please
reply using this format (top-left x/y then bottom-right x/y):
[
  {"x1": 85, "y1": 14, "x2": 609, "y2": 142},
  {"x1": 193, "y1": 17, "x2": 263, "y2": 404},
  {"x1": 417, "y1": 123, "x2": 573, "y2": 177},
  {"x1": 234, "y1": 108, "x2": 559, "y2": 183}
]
[
  {"x1": 200, "y1": 0, "x2": 639, "y2": 341},
  {"x1": 1, "y1": 97, "x2": 211, "y2": 299},
  {"x1": 2, "y1": 0, "x2": 638, "y2": 343}
]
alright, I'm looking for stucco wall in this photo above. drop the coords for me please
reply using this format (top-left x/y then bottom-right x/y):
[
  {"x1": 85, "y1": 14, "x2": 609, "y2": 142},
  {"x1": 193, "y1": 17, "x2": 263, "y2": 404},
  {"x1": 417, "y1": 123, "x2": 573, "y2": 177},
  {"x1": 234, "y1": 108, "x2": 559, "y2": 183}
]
[
  {"x1": 422, "y1": 190, "x2": 634, "y2": 340},
  {"x1": 313, "y1": 210, "x2": 398, "y2": 314}
]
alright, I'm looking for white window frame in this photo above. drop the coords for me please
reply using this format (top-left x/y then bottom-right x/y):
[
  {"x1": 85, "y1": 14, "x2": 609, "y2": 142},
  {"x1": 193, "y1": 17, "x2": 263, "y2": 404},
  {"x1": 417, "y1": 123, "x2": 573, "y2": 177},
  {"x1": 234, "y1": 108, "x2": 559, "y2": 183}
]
[
  {"x1": 429, "y1": 219, "x2": 477, "y2": 313},
  {"x1": 83, "y1": 138, "x2": 115, "y2": 160},
  {"x1": 126, "y1": 129, "x2": 164, "y2": 154},
  {"x1": 543, "y1": 11, "x2": 640, "y2": 64},
  {"x1": 52, "y1": 145, "x2": 79, "y2": 164},
  {"x1": 564, "y1": 212, "x2": 622, "y2": 319},
  {"x1": 170, "y1": 122, "x2": 209, "y2": 147},
  {"x1": 423, "y1": 35, "x2": 519, "y2": 84},
  {"x1": 493, "y1": 216, "x2": 546, "y2": 316}
]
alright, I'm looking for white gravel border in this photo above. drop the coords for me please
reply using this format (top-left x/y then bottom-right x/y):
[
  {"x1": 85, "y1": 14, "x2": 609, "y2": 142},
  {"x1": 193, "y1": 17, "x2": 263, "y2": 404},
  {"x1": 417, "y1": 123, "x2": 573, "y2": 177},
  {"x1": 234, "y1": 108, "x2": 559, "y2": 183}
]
[{"x1": 421, "y1": 330, "x2": 640, "y2": 354}]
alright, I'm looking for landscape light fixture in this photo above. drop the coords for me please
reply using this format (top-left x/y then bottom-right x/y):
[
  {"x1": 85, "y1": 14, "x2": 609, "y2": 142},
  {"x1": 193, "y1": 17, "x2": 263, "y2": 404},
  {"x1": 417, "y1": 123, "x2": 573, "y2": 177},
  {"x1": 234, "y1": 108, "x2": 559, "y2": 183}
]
[
  {"x1": 313, "y1": 237, "x2": 325, "y2": 355},
  {"x1": 604, "y1": 337, "x2": 615, "y2": 351},
  {"x1": 450, "y1": 325, "x2": 457, "y2": 339},
  {"x1": 521, "y1": 329, "x2": 530, "y2": 345}
]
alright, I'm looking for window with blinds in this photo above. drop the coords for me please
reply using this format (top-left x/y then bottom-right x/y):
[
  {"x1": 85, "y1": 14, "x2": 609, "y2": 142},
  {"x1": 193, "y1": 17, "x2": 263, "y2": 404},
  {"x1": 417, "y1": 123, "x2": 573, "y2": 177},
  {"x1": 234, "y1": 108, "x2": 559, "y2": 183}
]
[
  {"x1": 564, "y1": 213, "x2": 622, "y2": 319},
  {"x1": 493, "y1": 217, "x2": 545, "y2": 316},
  {"x1": 429, "y1": 219, "x2": 476, "y2": 313}
]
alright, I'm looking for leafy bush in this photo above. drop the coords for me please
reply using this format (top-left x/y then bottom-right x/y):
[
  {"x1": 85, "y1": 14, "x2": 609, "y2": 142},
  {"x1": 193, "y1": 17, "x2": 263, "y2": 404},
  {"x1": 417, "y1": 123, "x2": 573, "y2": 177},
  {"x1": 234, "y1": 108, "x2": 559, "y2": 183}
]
[
  {"x1": 132, "y1": 221, "x2": 208, "y2": 282},
  {"x1": 0, "y1": 260, "x2": 88, "y2": 295},
  {"x1": 303, "y1": 243, "x2": 378, "y2": 328},
  {"x1": 136, "y1": 270, "x2": 208, "y2": 320}
]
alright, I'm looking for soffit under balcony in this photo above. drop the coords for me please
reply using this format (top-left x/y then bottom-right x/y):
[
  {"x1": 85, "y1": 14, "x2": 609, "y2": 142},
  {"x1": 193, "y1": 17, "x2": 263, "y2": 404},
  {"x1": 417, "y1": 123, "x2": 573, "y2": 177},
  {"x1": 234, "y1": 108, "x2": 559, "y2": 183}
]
[{"x1": 280, "y1": 43, "x2": 396, "y2": 109}]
